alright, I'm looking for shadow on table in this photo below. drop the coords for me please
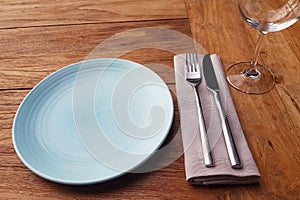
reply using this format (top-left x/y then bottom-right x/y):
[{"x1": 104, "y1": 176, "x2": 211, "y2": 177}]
[{"x1": 56, "y1": 172, "x2": 149, "y2": 194}]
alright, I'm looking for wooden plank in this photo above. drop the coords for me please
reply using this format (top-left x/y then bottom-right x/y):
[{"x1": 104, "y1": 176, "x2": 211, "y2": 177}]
[
  {"x1": 185, "y1": 0, "x2": 300, "y2": 199},
  {"x1": 185, "y1": 0, "x2": 300, "y2": 131},
  {"x1": 185, "y1": 0, "x2": 300, "y2": 66},
  {"x1": 1, "y1": 0, "x2": 300, "y2": 199},
  {"x1": 263, "y1": 27, "x2": 300, "y2": 131},
  {"x1": 0, "y1": 19, "x2": 191, "y2": 89},
  {"x1": 0, "y1": 0, "x2": 187, "y2": 29},
  {"x1": 282, "y1": 23, "x2": 300, "y2": 62}
]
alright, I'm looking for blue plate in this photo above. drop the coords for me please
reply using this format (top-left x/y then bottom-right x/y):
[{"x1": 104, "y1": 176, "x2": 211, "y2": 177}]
[{"x1": 13, "y1": 58, "x2": 173, "y2": 185}]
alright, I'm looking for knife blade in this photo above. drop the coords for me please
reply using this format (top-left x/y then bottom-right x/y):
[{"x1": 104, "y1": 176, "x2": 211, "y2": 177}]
[{"x1": 203, "y1": 54, "x2": 242, "y2": 169}]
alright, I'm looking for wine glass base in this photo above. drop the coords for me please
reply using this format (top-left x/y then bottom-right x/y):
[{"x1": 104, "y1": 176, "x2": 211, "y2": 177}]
[{"x1": 226, "y1": 62, "x2": 275, "y2": 94}]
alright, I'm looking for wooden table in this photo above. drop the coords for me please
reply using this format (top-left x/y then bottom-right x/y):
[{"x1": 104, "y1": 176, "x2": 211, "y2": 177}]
[{"x1": 0, "y1": 0, "x2": 299, "y2": 199}]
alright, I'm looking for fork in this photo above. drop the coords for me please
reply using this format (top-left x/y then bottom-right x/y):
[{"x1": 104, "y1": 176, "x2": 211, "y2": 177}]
[{"x1": 185, "y1": 53, "x2": 214, "y2": 167}]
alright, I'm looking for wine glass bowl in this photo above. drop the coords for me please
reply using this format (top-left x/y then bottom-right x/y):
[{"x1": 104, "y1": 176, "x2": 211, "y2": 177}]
[
  {"x1": 227, "y1": 0, "x2": 300, "y2": 94},
  {"x1": 239, "y1": 0, "x2": 300, "y2": 32}
]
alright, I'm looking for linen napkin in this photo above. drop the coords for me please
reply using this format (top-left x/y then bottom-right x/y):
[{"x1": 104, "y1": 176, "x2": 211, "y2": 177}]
[{"x1": 174, "y1": 54, "x2": 260, "y2": 185}]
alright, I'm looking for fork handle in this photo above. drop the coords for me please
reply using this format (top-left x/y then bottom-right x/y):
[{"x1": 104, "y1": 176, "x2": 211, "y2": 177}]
[{"x1": 193, "y1": 87, "x2": 214, "y2": 167}]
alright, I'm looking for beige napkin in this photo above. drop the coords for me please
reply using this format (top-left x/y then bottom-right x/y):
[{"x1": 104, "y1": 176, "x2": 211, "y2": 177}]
[{"x1": 174, "y1": 54, "x2": 260, "y2": 185}]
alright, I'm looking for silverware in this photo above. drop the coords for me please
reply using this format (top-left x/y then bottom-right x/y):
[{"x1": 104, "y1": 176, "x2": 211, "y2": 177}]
[
  {"x1": 185, "y1": 53, "x2": 214, "y2": 167},
  {"x1": 203, "y1": 54, "x2": 242, "y2": 169}
]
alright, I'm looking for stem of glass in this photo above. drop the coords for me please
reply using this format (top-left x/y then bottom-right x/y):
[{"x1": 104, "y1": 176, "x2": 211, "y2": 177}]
[
  {"x1": 244, "y1": 32, "x2": 266, "y2": 78},
  {"x1": 252, "y1": 32, "x2": 266, "y2": 68}
]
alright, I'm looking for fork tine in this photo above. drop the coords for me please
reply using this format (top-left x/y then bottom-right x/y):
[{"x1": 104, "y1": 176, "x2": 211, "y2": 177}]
[
  {"x1": 186, "y1": 53, "x2": 201, "y2": 73},
  {"x1": 186, "y1": 53, "x2": 195, "y2": 72},
  {"x1": 186, "y1": 53, "x2": 191, "y2": 72},
  {"x1": 192, "y1": 53, "x2": 200, "y2": 72},
  {"x1": 191, "y1": 53, "x2": 196, "y2": 72},
  {"x1": 185, "y1": 53, "x2": 189, "y2": 72}
]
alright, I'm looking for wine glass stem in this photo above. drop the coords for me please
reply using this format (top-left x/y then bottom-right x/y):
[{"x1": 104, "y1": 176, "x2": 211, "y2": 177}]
[
  {"x1": 245, "y1": 32, "x2": 266, "y2": 78},
  {"x1": 252, "y1": 32, "x2": 265, "y2": 68}
]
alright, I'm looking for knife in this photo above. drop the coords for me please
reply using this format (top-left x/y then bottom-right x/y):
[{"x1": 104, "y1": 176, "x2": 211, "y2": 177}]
[{"x1": 203, "y1": 54, "x2": 242, "y2": 169}]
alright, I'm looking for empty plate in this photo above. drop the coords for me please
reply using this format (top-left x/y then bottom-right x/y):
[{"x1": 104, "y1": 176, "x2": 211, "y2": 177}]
[{"x1": 13, "y1": 58, "x2": 173, "y2": 185}]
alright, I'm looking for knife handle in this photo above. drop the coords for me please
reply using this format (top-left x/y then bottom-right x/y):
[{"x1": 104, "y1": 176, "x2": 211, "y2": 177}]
[
  {"x1": 193, "y1": 87, "x2": 214, "y2": 167},
  {"x1": 212, "y1": 91, "x2": 242, "y2": 169}
]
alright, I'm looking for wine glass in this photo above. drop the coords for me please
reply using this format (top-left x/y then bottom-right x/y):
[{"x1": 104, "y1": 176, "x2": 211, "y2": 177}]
[{"x1": 227, "y1": 0, "x2": 300, "y2": 94}]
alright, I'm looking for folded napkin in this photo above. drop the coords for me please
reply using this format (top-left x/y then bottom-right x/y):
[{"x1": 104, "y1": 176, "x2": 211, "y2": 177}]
[{"x1": 174, "y1": 54, "x2": 260, "y2": 185}]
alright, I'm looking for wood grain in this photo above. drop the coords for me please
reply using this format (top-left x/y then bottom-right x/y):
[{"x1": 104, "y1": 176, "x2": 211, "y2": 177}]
[
  {"x1": 185, "y1": 0, "x2": 300, "y2": 131},
  {"x1": 0, "y1": 19, "x2": 191, "y2": 89},
  {"x1": 0, "y1": 0, "x2": 187, "y2": 29},
  {"x1": 185, "y1": 0, "x2": 300, "y2": 199},
  {"x1": 1, "y1": 0, "x2": 300, "y2": 199}
]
